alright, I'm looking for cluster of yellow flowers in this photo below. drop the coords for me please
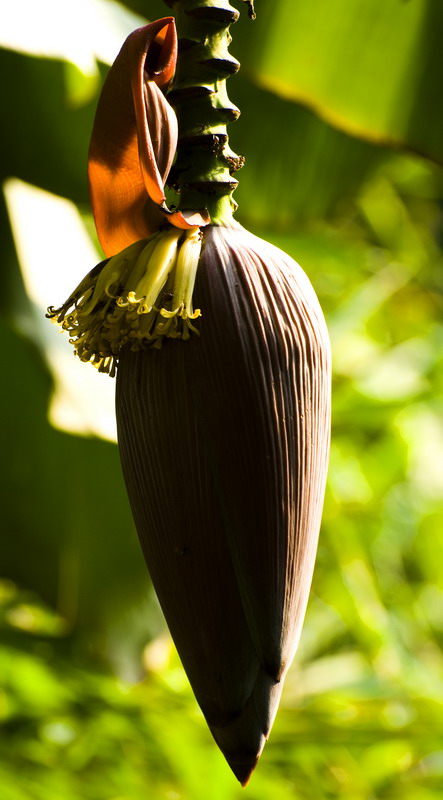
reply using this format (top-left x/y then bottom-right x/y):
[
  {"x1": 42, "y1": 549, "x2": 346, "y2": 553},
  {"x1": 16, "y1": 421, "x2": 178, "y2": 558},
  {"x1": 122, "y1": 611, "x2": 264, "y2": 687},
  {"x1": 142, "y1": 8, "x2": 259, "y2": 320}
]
[{"x1": 47, "y1": 227, "x2": 202, "y2": 376}]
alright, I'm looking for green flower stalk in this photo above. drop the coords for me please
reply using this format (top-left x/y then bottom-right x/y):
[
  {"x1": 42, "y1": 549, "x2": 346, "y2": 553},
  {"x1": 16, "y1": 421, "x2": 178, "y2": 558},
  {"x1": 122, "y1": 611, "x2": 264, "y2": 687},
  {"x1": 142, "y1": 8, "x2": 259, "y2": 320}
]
[{"x1": 48, "y1": 0, "x2": 331, "y2": 786}]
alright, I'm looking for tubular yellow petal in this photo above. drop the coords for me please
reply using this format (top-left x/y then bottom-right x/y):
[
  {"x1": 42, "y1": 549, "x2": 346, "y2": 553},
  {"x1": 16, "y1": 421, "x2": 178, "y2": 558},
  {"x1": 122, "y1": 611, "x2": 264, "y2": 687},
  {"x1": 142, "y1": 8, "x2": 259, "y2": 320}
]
[
  {"x1": 134, "y1": 227, "x2": 181, "y2": 306},
  {"x1": 163, "y1": 227, "x2": 202, "y2": 319}
]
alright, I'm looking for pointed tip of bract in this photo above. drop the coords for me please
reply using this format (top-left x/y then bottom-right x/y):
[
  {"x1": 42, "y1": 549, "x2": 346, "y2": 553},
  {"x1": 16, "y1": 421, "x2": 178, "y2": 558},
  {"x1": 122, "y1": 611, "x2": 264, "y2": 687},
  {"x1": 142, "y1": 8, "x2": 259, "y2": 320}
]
[
  {"x1": 229, "y1": 756, "x2": 259, "y2": 787},
  {"x1": 209, "y1": 713, "x2": 266, "y2": 788},
  {"x1": 211, "y1": 725, "x2": 265, "y2": 788},
  {"x1": 207, "y1": 667, "x2": 283, "y2": 788}
]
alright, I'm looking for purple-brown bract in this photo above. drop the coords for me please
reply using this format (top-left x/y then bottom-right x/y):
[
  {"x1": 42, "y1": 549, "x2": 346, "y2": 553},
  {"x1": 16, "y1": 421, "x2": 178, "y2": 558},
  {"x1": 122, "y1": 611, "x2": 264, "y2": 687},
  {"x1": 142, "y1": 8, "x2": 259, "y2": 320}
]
[{"x1": 116, "y1": 222, "x2": 331, "y2": 785}]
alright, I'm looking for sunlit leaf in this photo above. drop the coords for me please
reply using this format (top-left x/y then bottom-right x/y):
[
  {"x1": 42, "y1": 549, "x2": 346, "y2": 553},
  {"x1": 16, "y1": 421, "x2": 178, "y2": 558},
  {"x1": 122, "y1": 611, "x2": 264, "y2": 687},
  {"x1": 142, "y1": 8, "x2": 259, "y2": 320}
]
[
  {"x1": 235, "y1": 0, "x2": 443, "y2": 164},
  {"x1": 233, "y1": 76, "x2": 384, "y2": 228},
  {"x1": 0, "y1": 0, "x2": 145, "y2": 76},
  {"x1": 3, "y1": 178, "x2": 116, "y2": 441}
]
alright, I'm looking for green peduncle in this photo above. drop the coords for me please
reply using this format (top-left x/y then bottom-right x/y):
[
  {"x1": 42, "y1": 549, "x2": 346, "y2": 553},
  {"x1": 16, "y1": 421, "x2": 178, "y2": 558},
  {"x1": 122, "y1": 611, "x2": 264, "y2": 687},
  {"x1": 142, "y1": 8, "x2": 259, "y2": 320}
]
[{"x1": 164, "y1": 0, "x2": 245, "y2": 225}]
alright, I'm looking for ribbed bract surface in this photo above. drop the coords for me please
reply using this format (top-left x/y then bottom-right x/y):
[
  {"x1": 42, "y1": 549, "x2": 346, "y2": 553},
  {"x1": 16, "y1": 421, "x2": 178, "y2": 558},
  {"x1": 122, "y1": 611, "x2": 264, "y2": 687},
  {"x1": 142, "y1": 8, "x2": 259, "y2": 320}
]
[{"x1": 116, "y1": 224, "x2": 331, "y2": 785}]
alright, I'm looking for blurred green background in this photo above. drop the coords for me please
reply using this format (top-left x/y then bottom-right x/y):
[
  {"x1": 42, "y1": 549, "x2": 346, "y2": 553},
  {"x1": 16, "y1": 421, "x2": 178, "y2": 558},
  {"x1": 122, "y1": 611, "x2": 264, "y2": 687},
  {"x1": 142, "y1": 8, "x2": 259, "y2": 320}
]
[{"x1": 1, "y1": 1, "x2": 443, "y2": 797}]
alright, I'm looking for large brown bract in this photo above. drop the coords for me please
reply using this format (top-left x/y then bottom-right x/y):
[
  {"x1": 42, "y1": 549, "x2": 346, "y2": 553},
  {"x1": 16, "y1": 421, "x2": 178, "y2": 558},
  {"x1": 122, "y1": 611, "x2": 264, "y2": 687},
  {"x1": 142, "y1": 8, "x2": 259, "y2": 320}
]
[{"x1": 116, "y1": 224, "x2": 331, "y2": 785}]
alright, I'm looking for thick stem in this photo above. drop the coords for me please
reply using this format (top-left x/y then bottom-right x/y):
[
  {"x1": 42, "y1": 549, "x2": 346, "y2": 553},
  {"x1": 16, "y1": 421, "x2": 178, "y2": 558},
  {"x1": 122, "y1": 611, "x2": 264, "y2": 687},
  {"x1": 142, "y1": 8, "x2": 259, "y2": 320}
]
[{"x1": 164, "y1": 0, "x2": 244, "y2": 225}]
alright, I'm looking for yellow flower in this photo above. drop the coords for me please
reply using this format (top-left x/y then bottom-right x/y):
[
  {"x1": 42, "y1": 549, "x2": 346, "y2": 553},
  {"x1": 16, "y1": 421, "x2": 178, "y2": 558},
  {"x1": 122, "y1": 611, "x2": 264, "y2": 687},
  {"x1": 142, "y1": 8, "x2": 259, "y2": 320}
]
[{"x1": 47, "y1": 227, "x2": 204, "y2": 376}]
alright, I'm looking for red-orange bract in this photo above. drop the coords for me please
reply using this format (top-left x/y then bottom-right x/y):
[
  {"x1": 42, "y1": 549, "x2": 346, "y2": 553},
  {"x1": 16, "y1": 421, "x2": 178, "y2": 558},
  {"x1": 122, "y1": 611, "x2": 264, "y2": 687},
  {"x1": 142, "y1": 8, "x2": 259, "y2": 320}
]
[{"x1": 88, "y1": 17, "x2": 208, "y2": 257}]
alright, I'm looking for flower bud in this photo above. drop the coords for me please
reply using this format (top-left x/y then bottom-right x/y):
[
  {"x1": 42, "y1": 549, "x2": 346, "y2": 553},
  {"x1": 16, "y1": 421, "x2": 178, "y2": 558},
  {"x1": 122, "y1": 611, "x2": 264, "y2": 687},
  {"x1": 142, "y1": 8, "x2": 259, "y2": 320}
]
[{"x1": 116, "y1": 222, "x2": 331, "y2": 785}]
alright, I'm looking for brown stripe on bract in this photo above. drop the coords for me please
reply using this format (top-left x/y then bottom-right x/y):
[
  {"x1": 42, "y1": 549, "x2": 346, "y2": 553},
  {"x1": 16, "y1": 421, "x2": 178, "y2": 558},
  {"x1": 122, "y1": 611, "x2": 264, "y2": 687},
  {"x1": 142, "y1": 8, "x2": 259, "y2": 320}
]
[
  {"x1": 115, "y1": 224, "x2": 331, "y2": 784},
  {"x1": 197, "y1": 227, "x2": 331, "y2": 681}
]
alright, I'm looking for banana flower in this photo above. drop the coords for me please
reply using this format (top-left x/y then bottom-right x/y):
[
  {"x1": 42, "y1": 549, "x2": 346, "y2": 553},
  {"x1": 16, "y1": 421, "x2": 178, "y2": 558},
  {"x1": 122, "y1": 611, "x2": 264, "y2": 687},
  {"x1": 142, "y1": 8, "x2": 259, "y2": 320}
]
[{"x1": 48, "y1": 16, "x2": 331, "y2": 786}]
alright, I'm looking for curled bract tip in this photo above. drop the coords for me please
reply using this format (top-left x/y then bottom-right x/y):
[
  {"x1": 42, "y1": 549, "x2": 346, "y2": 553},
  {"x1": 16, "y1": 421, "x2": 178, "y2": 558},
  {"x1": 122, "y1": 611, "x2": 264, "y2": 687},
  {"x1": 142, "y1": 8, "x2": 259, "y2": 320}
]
[
  {"x1": 46, "y1": 228, "x2": 203, "y2": 376},
  {"x1": 88, "y1": 18, "x2": 209, "y2": 258}
]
